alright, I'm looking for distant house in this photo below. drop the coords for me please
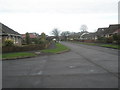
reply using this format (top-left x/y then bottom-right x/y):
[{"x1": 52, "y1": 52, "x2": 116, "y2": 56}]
[
  {"x1": 79, "y1": 31, "x2": 89, "y2": 40},
  {"x1": 21, "y1": 33, "x2": 39, "y2": 39},
  {"x1": 80, "y1": 24, "x2": 120, "y2": 41},
  {"x1": 67, "y1": 31, "x2": 89, "y2": 40},
  {"x1": 0, "y1": 23, "x2": 22, "y2": 46},
  {"x1": 47, "y1": 36, "x2": 58, "y2": 41},
  {"x1": 70, "y1": 32, "x2": 80, "y2": 40},
  {"x1": 82, "y1": 33, "x2": 97, "y2": 40}
]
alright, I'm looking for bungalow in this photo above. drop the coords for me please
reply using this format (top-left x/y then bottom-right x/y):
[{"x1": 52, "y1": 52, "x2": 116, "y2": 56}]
[
  {"x1": 82, "y1": 33, "x2": 97, "y2": 40},
  {"x1": 96, "y1": 27, "x2": 109, "y2": 38},
  {"x1": 66, "y1": 31, "x2": 89, "y2": 40},
  {"x1": 80, "y1": 24, "x2": 120, "y2": 41},
  {"x1": 107, "y1": 24, "x2": 120, "y2": 36},
  {"x1": 79, "y1": 31, "x2": 89, "y2": 40},
  {"x1": 21, "y1": 33, "x2": 40, "y2": 44},
  {"x1": 95, "y1": 24, "x2": 120, "y2": 39},
  {"x1": 0, "y1": 23, "x2": 22, "y2": 46}
]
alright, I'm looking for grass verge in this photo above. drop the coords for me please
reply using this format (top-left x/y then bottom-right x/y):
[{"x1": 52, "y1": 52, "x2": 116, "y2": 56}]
[
  {"x1": 41, "y1": 43, "x2": 70, "y2": 54},
  {"x1": 78, "y1": 42, "x2": 98, "y2": 46},
  {"x1": 70, "y1": 41, "x2": 120, "y2": 49},
  {"x1": 100, "y1": 44, "x2": 120, "y2": 49},
  {"x1": 0, "y1": 54, "x2": 2, "y2": 59},
  {"x1": 2, "y1": 52, "x2": 37, "y2": 60}
]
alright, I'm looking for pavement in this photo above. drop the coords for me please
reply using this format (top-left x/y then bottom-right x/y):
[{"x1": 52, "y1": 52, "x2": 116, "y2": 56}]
[{"x1": 2, "y1": 42, "x2": 119, "y2": 88}]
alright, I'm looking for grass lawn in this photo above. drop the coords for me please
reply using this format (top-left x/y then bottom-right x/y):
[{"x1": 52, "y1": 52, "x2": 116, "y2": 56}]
[
  {"x1": 2, "y1": 52, "x2": 37, "y2": 59},
  {"x1": 41, "y1": 43, "x2": 70, "y2": 54},
  {"x1": 70, "y1": 41, "x2": 98, "y2": 46},
  {"x1": 100, "y1": 44, "x2": 120, "y2": 49}
]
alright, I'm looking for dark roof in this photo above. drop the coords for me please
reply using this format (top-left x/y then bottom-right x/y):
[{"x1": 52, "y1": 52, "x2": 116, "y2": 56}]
[
  {"x1": 108, "y1": 24, "x2": 120, "y2": 34},
  {"x1": 96, "y1": 27, "x2": 109, "y2": 36},
  {"x1": 82, "y1": 33, "x2": 96, "y2": 38},
  {"x1": 1, "y1": 23, "x2": 20, "y2": 35},
  {"x1": 113, "y1": 29, "x2": 120, "y2": 34}
]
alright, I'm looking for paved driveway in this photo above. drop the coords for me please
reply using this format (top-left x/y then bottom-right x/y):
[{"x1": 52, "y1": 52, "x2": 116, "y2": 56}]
[{"x1": 2, "y1": 42, "x2": 118, "y2": 88}]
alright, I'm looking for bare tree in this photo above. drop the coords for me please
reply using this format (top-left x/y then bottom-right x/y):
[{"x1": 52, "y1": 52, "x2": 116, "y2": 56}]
[
  {"x1": 52, "y1": 28, "x2": 60, "y2": 41},
  {"x1": 80, "y1": 24, "x2": 88, "y2": 32}
]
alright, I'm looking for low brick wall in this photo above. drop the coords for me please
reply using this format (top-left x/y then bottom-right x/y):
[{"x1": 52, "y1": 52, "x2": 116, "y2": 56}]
[{"x1": 2, "y1": 43, "x2": 50, "y2": 53}]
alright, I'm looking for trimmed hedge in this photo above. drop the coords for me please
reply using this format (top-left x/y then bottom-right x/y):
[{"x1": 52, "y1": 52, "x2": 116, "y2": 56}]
[{"x1": 2, "y1": 43, "x2": 50, "y2": 53}]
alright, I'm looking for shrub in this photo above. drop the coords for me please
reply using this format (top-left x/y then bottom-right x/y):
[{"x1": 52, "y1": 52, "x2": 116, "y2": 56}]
[
  {"x1": 2, "y1": 44, "x2": 48, "y2": 53},
  {"x1": 97, "y1": 36, "x2": 106, "y2": 43},
  {"x1": 38, "y1": 40, "x2": 49, "y2": 44},
  {"x1": 31, "y1": 38, "x2": 39, "y2": 44},
  {"x1": 113, "y1": 34, "x2": 120, "y2": 44},
  {"x1": 4, "y1": 39, "x2": 14, "y2": 46},
  {"x1": 106, "y1": 37, "x2": 113, "y2": 43},
  {"x1": 40, "y1": 32, "x2": 46, "y2": 41}
]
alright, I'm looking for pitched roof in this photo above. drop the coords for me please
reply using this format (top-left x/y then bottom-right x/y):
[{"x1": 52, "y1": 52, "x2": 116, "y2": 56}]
[
  {"x1": 82, "y1": 33, "x2": 96, "y2": 38},
  {"x1": 96, "y1": 27, "x2": 109, "y2": 36},
  {"x1": 113, "y1": 29, "x2": 120, "y2": 34},
  {"x1": 1, "y1": 23, "x2": 20, "y2": 35},
  {"x1": 108, "y1": 24, "x2": 120, "y2": 34}
]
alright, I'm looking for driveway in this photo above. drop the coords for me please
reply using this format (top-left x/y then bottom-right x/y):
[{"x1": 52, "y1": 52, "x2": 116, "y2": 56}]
[{"x1": 2, "y1": 42, "x2": 118, "y2": 88}]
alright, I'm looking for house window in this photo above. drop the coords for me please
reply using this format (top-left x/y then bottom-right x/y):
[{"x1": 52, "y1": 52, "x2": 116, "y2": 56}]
[{"x1": 102, "y1": 29, "x2": 104, "y2": 31}]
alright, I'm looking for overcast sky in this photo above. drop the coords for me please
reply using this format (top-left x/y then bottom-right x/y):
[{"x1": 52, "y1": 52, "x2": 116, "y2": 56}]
[{"x1": 0, "y1": 0, "x2": 119, "y2": 35}]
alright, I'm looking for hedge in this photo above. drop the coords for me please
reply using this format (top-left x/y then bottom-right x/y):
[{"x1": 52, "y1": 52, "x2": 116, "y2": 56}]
[{"x1": 2, "y1": 43, "x2": 50, "y2": 53}]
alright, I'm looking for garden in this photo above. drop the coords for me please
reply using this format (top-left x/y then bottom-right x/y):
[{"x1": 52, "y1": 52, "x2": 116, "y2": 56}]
[{"x1": 2, "y1": 32, "x2": 50, "y2": 60}]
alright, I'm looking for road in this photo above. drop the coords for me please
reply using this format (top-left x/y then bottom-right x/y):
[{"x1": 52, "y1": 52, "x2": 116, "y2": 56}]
[{"x1": 3, "y1": 42, "x2": 118, "y2": 88}]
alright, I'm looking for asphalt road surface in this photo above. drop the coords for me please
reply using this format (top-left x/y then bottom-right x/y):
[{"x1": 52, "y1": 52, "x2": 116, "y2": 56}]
[{"x1": 3, "y1": 42, "x2": 118, "y2": 88}]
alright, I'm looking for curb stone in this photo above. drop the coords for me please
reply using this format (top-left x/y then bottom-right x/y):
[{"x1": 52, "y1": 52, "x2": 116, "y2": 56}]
[
  {"x1": 2, "y1": 49, "x2": 71, "y2": 60},
  {"x1": 2, "y1": 56, "x2": 37, "y2": 61},
  {"x1": 55, "y1": 49, "x2": 70, "y2": 54}
]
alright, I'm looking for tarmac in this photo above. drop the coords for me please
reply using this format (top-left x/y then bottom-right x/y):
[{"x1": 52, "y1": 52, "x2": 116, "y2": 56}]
[{"x1": 2, "y1": 42, "x2": 118, "y2": 88}]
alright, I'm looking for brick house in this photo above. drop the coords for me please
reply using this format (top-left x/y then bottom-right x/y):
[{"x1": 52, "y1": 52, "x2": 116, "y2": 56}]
[
  {"x1": 21, "y1": 33, "x2": 40, "y2": 44},
  {"x1": 0, "y1": 23, "x2": 22, "y2": 46},
  {"x1": 21, "y1": 33, "x2": 39, "y2": 39}
]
